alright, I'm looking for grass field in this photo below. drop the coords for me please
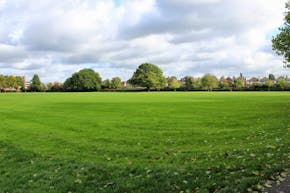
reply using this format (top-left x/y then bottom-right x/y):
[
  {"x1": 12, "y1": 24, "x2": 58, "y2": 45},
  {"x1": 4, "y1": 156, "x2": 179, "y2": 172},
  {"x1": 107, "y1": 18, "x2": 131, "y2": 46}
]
[{"x1": 0, "y1": 92, "x2": 289, "y2": 193}]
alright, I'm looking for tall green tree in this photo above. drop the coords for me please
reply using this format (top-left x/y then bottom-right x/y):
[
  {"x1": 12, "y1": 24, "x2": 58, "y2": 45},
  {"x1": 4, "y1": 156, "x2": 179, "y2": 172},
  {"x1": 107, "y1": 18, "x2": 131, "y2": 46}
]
[
  {"x1": 192, "y1": 78, "x2": 202, "y2": 89},
  {"x1": 29, "y1": 74, "x2": 43, "y2": 92},
  {"x1": 272, "y1": 3, "x2": 290, "y2": 68},
  {"x1": 111, "y1": 77, "x2": 122, "y2": 89},
  {"x1": 0, "y1": 75, "x2": 6, "y2": 90},
  {"x1": 16, "y1": 76, "x2": 24, "y2": 90},
  {"x1": 266, "y1": 80, "x2": 274, "y2": 91},
  {"x1": 201, "y1": 73, "x2": 218, "y2": 91},
  {"x1": 277, "y1": 77, "x2": 287, "y2": 90},
  {"x1": 129, "y1": 63, "x2": 166, "y2": 91},
  {"x1": 6, "y1": 75, "x2": 18, "y2": 89},
  {"x1": 64, "y1": 69, "x2": 102, "y2": 91},
  {"x1": 167, "y1": 76, "x2": 180, "y2": 91},
  {"x1": 182, "y1": 76, "x2": 193, "y2": 90},
  {"x1": 232, "y1": 76, "x2": 244, "y2": 88},
  {"x1": 268, "y1": 74, "x2": 275, "y2": 80}
]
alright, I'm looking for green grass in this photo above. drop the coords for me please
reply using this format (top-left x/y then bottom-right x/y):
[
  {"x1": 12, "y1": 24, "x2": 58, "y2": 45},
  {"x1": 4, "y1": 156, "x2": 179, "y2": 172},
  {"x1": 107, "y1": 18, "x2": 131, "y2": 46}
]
[{"x1": 0, "y1": 92, "x2": 289, "y2": 193}]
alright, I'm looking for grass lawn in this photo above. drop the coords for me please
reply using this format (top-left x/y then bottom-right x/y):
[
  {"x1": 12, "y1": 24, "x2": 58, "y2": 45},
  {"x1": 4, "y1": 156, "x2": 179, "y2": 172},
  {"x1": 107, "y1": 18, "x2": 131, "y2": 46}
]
[{"x1": 0, "y1": 92, "x2": 289, "y2": 193}]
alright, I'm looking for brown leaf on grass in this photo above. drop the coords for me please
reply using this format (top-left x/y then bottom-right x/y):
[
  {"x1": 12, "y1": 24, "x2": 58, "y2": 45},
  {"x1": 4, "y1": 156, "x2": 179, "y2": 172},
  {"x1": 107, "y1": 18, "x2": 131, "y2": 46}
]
[
  {"x1": 265, "y1": 164, "x2": 271, "y2": 169},
  {"x1": 104, "y1": 182, "x2": 114, "y2": 188},
  {"x1": 165, "y1": 151, "x2": 171, "y2": 156}
]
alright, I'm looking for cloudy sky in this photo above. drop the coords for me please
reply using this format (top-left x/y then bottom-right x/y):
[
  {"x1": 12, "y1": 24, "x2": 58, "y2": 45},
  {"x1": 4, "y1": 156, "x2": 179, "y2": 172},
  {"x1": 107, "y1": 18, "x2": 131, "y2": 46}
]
[{"x1": 0, "y1": 0, "x2": 289, "y2": 82}]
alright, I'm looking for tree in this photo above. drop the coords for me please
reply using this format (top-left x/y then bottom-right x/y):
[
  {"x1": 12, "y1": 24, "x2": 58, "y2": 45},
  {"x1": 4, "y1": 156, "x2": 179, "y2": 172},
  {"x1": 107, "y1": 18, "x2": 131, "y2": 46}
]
[
  {"x1": 0, "y1": 75, "x2": 6, "y2": 91},
  {"x1": 167, "y1": 76, "x2": 180, "y2": 91},
  {"x1": 268, "y1": 74, "x2": 275, "y2": 80},
  {"x1": 266, "y1": 80, "x2": 274, "y2": 91},
  {"x1": 182, "y1": 76, "x2": 193, "y2": 90},
  {"x1": 129, "y1": 63, "x2": 166, "y2": 91},
  {"x1": 29, "y1": 74, "x2": 43, "y2": 92},
  {"x1": 272, "y1": 3, "x2": 290, "y2": 68},
  {"x1": 102, "y1": 79, "x2": 111, "y2": 89},
  {"x1": 111, "y1": 77, "x2": 122, "y2": 89},
  {"x1": 235, "y1": 79, "x2": 244, "y2": 89},
  {"x1": 219, "y1": 76, "x2": 229, "y2": 88},
  {"x1": 276, "y1": 77, "x2": 287, "y2": 90},
  {"x1": 16, "y1": 76, "x2": 24, "y2": 90},
  {"x1": 47, "y1": 82, "x2": 54, "y2": 91},
  {"x1": 192, "y1": 78, "x2": 202, "y2": 89},
  {"x1": 237, "y1": 73, "x2": 246, "y2": 88},
  {"x1": 64, "y1": 69, "x2": 102, "y2": 91},
  {"x1": 232, "y1": 76, "x2": 244, "y2": 89},
  {"x1": 48, "y1": 82, "x2": 64, "y2": 92},
  {"x1": 41, "y1": 83, "x2": 47, "y2": 91},
  {"x1": 201, "y1": 73, "x2": 218, "y2": 91},
  {"x1": 6, "y1": 75, "x2": 18, "y2": 89}
]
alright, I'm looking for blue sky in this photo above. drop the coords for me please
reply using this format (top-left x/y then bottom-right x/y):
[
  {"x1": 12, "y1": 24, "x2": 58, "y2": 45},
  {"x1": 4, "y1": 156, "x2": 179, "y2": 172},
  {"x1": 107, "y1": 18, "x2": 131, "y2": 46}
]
[
  {"x1": 266, "y1": 28, "x2": 282, "y2": 40},
  {"x1": 114, "y1": 0, "x2": 121, "y2": 6},
  {"x1": 0, "y1": 0, "x2": 289, "y2": 83}
]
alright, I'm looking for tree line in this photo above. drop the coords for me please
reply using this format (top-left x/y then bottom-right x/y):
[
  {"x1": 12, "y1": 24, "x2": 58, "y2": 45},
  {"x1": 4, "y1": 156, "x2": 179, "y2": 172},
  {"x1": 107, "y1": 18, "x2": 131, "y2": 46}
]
[
  {"x1": 0, "y1": 63, "x2": 289, "y2": 92},
  {"x1": 0, "y1": 75, "x2": 25, "y2": 92}
]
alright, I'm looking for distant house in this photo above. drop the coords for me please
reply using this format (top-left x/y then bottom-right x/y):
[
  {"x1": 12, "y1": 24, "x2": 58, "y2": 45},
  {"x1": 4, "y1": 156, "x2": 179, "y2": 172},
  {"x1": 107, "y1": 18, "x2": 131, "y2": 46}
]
[
  {"x1": 259, "y1": 77, "x2": 269, "y2": 83},
  {"x1": 247, "y1": 77, "x2": 259, "y2": 85},
  {"x1": 2, "y1": 88, "x2": 17, "y2": 92},
  {"x1": 24, "y1": 81, "x2": 30, "y2": 90},
  {"x1": 121, "y1": 81, "x2": 132, "y2": 88},
  {"x1": 53, "y1": 82, "x2": 63, "y2": 87}
]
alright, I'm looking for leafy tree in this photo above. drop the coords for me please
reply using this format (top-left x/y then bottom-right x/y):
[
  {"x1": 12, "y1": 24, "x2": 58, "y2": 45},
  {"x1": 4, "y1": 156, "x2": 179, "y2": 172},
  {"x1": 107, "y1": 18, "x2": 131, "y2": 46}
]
[
  {"x1": 29, "y1": 74, "x2": 43, "y2": 92},
  {"x1": 111, "y1": 77, "x2": 122, "y2": 89},
  {"x1": 266, "y1": 80, "x2": 274, "y2": 91},
  {"x1": 237, "y1": 73, "x2": 245, "y2": 88},
  {"x1": 42, "y1": 83, "x2": 47, "y2": 91},
  {"x1": 235, "y1": 79, "x2": 244, "y2": 88},
  {"x1": 47, "y1": 82, "x2": 64, "y2": 92},
  {"x1": 219, "y1": 76, "x2": 229, "y2": 88},
  {"x1": 102, "y1": 79, "x2": 111, "y2": 89},
  {"x1": 268, "y1": 74, "x2": 275, "y2": 80},
  {"x1": 272, "y1": 3, "x2": 290, "y2": 67},
  {"x1": 167, "y1": 76, "x2": 180, "y2": 91},
  {"x1": 182, "y1": 76, "x2": 193, "y2": 90},
  {"x1": 52, "y1": 82, "x2": 64, "y2": 92},
  {"x1": 16, "y1": 76, "x2": 24, "y2": 90},
  {"x1": 232, "y1": 76, "x2": 244, "y2": 88},
  {"x1": 6, "y1": 75, "x2": 18, "y2": 89},
  {"x1": 129, "y1": 63, "x2": 166, "y2": 91},
  {"x1": 47, "y1": 82, "x2": 54, "y2": 91},
  {"x1": 192, "y1": 78, "x2": 202, "y2": 89},
  {"x1": 0, "y1": 75, "x2": 6, "y2": 90},
  {"x1": 201, "y1": 73, "x2": 218, "y2": 91},
  {"x1": 277, "y1": 77, "x2": 287, "y2": 90},
  {"x1": 64, "y1": 69, "x2": 102, "y2": 91}
]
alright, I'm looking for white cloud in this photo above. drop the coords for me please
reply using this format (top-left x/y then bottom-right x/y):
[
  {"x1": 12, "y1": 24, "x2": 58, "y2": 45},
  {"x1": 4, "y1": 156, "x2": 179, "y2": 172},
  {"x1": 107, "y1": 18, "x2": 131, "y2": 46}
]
[
  {"x1": 0, "y1": 44, "x2": 27, "y2": 62},
  {"x1": 0, "y1": 0, "x2": 288, "y2": 82}
]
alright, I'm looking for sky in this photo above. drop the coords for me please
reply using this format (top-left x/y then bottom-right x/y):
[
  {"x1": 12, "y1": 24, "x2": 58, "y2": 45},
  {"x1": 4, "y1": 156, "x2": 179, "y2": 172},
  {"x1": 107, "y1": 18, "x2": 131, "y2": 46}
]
[{"x1": 0, "y1": 0, "x2": 289, "y2": 83}]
